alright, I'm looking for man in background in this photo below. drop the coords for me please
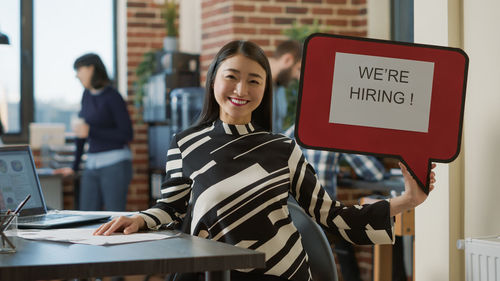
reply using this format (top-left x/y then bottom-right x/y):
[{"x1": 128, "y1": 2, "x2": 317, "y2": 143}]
[{"x1": 268, "y1": 40, "x2": 302, "y2": 133}]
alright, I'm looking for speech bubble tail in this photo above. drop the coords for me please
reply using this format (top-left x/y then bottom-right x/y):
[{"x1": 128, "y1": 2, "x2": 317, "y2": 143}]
[{"x1": 400, "y1": 156, "x2": 432, "y2": 195}]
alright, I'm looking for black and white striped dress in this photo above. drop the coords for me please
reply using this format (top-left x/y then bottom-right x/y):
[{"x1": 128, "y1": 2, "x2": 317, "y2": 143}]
[{"x1": 139, "y1": 119, "x2": 394, "y2": 281}]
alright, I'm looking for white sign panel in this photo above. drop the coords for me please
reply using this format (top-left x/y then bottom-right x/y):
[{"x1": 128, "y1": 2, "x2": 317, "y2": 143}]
[{"x1": 329, "y1": 52, "x2": 435, "y2": 133}]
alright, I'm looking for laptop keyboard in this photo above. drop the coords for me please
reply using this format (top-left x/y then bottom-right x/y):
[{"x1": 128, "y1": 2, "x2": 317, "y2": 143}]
[{"x1": 19, "y1": 214, "x2": 75, "y2": 223}]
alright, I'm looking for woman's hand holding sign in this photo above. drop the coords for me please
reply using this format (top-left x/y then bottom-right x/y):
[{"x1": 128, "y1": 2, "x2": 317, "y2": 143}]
[{"x1": 389, "y1": 162, "x2": 436, "y2": 217}]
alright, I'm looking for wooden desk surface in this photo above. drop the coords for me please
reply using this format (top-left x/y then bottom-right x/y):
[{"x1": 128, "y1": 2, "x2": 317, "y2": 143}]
[{"x1": 0, "y1": 231, "x2": 265, "y2": 281}]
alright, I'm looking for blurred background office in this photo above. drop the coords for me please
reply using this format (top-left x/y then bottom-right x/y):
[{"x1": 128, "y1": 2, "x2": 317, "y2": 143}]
[{"x1": 1, "y1": 1, "x2": 500, "y2": 280}]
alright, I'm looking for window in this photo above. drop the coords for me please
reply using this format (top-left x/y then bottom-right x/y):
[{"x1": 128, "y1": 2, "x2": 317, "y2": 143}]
[
  {"x1": 1, "y1": 0, "x2": 116, "y2": 143},
  {"x1": 34, "y1": 0, "x2": 116, "y2": 131},
  {"x1": 391, "y1": 0, "x2": 414, "y2": 43},
  {"x1": 0, "y1": 0, "x2": 21, "y2": 134}
]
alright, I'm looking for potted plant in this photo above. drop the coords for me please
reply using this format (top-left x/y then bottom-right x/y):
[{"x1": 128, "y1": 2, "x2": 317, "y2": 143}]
[
  {"x1": 163, "y1": 0, "x2": 178, "y2": 52},
  {"x1": 134, "y1": 51, "x2": 156, "y2": 109}
]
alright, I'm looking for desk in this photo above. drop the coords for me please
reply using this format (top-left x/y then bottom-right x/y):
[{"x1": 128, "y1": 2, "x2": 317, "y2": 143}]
[{"x1": 0, "y1": 230, "x2": 265, "y2": 281}]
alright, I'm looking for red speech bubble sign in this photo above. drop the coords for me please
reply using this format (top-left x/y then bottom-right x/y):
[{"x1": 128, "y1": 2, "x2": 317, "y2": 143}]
[{"x1": 295, "y1": 34, "x2": 468, "y2": 194}]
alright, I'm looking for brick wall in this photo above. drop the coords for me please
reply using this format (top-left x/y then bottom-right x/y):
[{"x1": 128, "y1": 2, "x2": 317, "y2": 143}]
[
  {"x1": 201, "y1": 0, "x2": 367, "y2": 82},
  {"x1": 125, "y1": 0, "x2": 176, "y2": 211}
]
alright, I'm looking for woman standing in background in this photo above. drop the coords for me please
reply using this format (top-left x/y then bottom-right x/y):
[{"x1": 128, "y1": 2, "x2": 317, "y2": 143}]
[{"x1": 54, "y1": 53, "x2": 133, "y2": 211}]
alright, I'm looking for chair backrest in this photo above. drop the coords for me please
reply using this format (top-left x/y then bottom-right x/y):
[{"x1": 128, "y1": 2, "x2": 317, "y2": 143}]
[{"x1": 288, "y1": 202, "x2": 339, "y2": 281}]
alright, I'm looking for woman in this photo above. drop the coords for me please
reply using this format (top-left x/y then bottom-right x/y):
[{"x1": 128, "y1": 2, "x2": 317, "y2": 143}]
[
  {"x1": 95, "y1": 41, "x2": 435, "y2": 281},
  {"x1": 54, "y1": 53, "x2": 133, "y2": 211}
]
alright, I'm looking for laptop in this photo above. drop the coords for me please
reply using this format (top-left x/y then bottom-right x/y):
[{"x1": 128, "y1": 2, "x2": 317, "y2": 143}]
[{"x1": 0, "y1": 145, "x2": 110, "y2": 229}]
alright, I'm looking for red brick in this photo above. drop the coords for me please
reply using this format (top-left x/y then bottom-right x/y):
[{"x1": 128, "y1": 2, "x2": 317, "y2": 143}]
[
  {"x1": 351, "y1": 19, "x2": 367, "y2": 27},
  {"x1": 326, "y1": 19, "x2": 348, "y2": 26},
  {"x1": 202, "y1": 0, "x2": 228, "y2": 9},
  {"x1": 128, "y1": 22, "x2": 148, "y2": 28},
  {"x1": 151, "y1": 42, "x2": 163, "y2": 49},
  {"x1": 352, "y1": 0, "x2": 366, "y2": 4},
  {"x1": 204, "y1": 17, "x2": 234, "y2": 29},
  {"x1": 202, "y1": 6, "x2": 230, "y2": 19},
  {"x1": 151, "y1": 23, "x2": 167, "y2": 29},
  {"x1": 232, "y1": 4, "x2": 255, "y2": 12},
  {"x1": 286, "y1": 7, "x2": 308, "y2": 14},
  {"x1": 248, "y1": 17, "x2": 272, "y2": 24},
  {"x1": 260, "y1": 6, "x2": 282, "y2": 13},
  {"x1": 312, "y1": 7, "x2": 333, "y2": 15},
  {"x1": 301, "y1": 0, "x2": 322, "y2": 3},
  {"x1": 128, "y1": 42, "x2": 149, "y2": 47},
  {"x1": 136, "y1": 188, "x2": 150, "y2": 195},
  {"x1": 232, "y1": 16, "x2": 245, "y2": 24},
  {"x1": 327, "y1": 0, "x2": 347, "y2": 3},
  {"x1": 274, "y1": 17, "x2": 295, "y2": 25},
  {"x1": 131, "y1": 178, "x2": 149, "y2": 185},
  {"x1": 135, "y1": 12, "x2": 156, "y2": 18},
  {"x1": 127, "y1": 2, "x2": 147, "y2": 8},
  {"x1": 299, "y1": 18, "x2": 314, "y2": 25},
  {"x1": 338, "y1": 8, "x2": 366, "y2": 15},
  {"x1": 203, "y1": 41, "x2": 228, "y2": 50},
  {"x1": 202, "y1": 28, "x2": 232, "y2": 39},
  {"x1": 233, "y1": 27, "x2": 257, "y2": 35},
  {"x1": 260, "y1": 28, "x2": 283, "y2": 35},
  {"x1": 127, "y1": 32, "x2": 156, "y2": 38}
]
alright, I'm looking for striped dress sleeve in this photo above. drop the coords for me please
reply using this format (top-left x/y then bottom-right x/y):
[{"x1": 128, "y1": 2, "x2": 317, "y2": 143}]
[
  {"x1": 288, "y1": 140, "x2": 394, "y2": 245},
  {"x1": 138, "y1": 137, "x2": 192, "y2": 229}
]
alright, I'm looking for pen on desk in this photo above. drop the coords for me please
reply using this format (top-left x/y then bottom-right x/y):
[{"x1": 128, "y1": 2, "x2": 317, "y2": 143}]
[{"x1": 0, "y1": 194, "x2": 31, "y2": 232}]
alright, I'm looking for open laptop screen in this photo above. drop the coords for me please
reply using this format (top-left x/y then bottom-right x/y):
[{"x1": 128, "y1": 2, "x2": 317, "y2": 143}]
[{"x1": 0, "y1": 146, "x2": 47, "y2": 216}]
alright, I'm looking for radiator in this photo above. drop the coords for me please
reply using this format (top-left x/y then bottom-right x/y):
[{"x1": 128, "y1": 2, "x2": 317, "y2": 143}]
[{"x1": 462, "y1": 236, "x2": 500, "y2": 281}]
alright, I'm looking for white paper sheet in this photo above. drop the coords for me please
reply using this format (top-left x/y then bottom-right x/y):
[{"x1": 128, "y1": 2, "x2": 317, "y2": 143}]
[
  {"x1": 17, "y1": 228, "x2": 178, "y2": 246},
  {"x1": 47, "y1": 210, "x2": 139, "y2": 218}
]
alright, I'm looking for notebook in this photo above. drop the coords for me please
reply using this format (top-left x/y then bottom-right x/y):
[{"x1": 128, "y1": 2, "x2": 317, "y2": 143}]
[{"x1": 0, "y1": 145, "x2": 110, "y2": 229}]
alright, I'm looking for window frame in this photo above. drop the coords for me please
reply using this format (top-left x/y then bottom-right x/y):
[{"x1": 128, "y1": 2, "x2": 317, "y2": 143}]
[{"x1": 2, "y1": 0, "x2": 118, "y2": 144}]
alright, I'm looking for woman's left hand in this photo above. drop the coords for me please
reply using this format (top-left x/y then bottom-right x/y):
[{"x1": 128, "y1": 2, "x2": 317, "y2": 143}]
[{"x1": 389, "y1": 162, "x2": 436, "y2": 216}]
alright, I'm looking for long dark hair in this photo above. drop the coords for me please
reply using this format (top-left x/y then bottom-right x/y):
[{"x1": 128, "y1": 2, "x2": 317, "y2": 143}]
[
  {"x1": 196, "y1": 40, "x2": 273, "y2": 131},
  {"x1": 73, "y1": 53, "x2": 110, "y2": 89}
]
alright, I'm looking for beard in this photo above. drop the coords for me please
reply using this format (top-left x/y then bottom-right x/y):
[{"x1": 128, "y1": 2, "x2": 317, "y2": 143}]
[{"x1": 275, "y1": 67, "x2": 293, "y2": 87}]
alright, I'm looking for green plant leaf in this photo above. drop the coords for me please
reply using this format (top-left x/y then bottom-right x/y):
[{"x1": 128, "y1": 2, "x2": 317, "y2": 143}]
[
  {"x1": 134, "y1": 51, "x2": 157, "y2": 108},
  {"x1": 163, "y1": 0, "x2": 178, "y2": 37}
]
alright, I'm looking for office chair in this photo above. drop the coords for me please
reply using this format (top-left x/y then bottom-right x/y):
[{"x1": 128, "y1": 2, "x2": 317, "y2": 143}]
[{"x1": 288, "y1": 201, "x2": 339, "y2": 281}]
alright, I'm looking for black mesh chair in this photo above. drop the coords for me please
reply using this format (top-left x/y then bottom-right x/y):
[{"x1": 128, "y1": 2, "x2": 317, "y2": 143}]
[{"x1": 288, "y1": 201, "x2": 339, "y2": 281}]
